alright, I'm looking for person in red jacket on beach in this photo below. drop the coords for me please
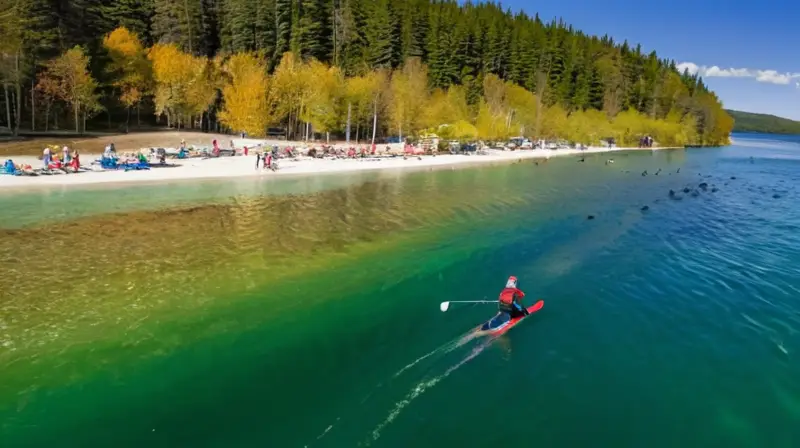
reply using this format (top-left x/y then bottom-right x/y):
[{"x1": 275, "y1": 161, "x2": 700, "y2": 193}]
[{"x1": 498, "y1": 276, "x2": 529, "y2": 319}]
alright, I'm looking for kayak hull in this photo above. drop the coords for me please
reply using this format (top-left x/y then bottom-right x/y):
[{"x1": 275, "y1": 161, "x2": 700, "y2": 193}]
[{"x1": 476, "y1": 300, "x2": 544, "y2": 336}]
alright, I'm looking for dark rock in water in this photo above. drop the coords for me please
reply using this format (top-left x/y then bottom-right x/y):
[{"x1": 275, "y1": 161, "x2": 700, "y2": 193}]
[
  {"x1": 773, "y1": 193, "x2": 781, "y2": 199},
  {"x1": 699, "y1": 182, "x2": 708, "y2": 190},
  {"x1": 669, "y1": 189, "x2": 676, "y2": 197},
  {"x1": 641, "y1": 205, "x2": 650, "y2": 211},
  {"x1": 730, "y1": 176, "x2": 737, "y2": 180},
  {"x1": 683, "y1": 187, "x2": 691, "y2": 193},
  {"x1": 642, "y1": 170, "x2": 648, "y2": 176},
  {"x1": 711, "y1": 188, "x2": 719, "y2": 193},
  {"x1": 587, "y1": 215, "x2": 595, "y2": 220},
  {"x1": 655, "y1": 169, "x2": 662, "y2": 176},
  {"x1": 677, "y1": 168, "x2": 681, "y2": 174},
  {"x1": 691, "y1": 190, "x2": 700, "y2": 197}
]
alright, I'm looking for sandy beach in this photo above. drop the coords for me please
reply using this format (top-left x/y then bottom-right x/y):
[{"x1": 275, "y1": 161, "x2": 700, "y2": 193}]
[{"x1": 0, "y1": 134, "x2": 668, "y2": 190}]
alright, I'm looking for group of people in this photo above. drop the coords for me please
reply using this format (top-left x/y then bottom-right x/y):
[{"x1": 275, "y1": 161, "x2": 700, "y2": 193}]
[
  {"x1": 43, "y1": 145, "x2": 81, "y2": 172},
  {"x1": 255, "y1": 149, "x2": 276, "y2": 171}
]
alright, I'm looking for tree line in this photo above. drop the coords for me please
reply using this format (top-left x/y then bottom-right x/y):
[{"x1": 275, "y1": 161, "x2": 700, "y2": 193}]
[
  {"x1": 0, "y1": 0, "x2": 733, "y2": 146},
  {"x1": 726, "y1": 109, "x2": 800, "y2": 135}
]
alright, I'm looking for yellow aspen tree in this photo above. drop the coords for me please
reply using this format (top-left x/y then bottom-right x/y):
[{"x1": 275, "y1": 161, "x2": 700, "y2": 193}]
[
  {"x1": 37, "y1": 46, "x2": 99, "y2": 134},
  {"x1": 218, "y1": 52, "x2": 271, "y2": 137},
  {"x1": 103, "y1": 27, "x2": 152, "y2": 132}
]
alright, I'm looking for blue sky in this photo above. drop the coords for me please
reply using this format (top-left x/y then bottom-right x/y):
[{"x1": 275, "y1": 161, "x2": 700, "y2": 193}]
[{"x1": 496, "y1": 0, "x2": 800, "y2": 120}]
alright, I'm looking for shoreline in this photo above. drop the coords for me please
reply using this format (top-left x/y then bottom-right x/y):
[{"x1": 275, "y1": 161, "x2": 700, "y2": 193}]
[{"x1": 0, "y1": 145, "x2": 682, "y2": 192}]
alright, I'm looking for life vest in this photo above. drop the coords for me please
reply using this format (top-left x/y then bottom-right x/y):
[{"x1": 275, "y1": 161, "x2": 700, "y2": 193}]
[{"x1": 498, "y1": 288, "x2": 518, "y2": 305}]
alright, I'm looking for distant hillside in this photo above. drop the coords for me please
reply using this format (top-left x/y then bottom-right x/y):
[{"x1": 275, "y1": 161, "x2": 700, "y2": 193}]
[{"x1": 726, "y1": 109, "x2": 800, "y2": 135}]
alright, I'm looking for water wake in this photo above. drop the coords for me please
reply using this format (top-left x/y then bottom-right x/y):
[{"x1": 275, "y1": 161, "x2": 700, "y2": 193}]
[
  {"x1": 307, "y1": 332, "x2": 479, "y2": 447},
  {"x1": 392, "y1": 332, "x2": 477, "y2": 379},
  {"x1": 368, "y1": 339, "x2": 492, "y2": 444}
]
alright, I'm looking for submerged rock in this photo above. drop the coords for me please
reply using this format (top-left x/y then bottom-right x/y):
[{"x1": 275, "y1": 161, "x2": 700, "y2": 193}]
[
  {"x1": 641, "y1": 205, "x2": 650, "y2": 211},
  {"x1": 683, "y1": 187, "x2": 691, "y2": 193},
  {"x1": 699, "y1": 182, "x2": 708, "y2": 190},
  {"x1": 691, "y1": 190, "x2": 700, "y2": 197},
  {"x1": 711, "y1": 187, "x2": 719, "y2": 193},
  {"x1": 730, "y1": 176, "x2": 737, "y2": 180},
  {"x1": 773, "y1": 193, "x2": 781, "y2": 199},
  {"x1": 587, "y1": 215, "x2": 595, "y2": 220}
]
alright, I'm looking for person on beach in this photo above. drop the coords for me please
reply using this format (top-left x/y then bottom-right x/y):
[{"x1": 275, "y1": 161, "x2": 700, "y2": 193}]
[
  {"x1": 256, "y1": 152, "x2": 261, "y2": 169},
  {"x1": 71, "y1": 150, "x2": 81, "y2": 171},
  {"x1": 62, "y1": 146, "x2": 70, "y2": 163},
  {"x1": 42, "y1": 147, "x2": 51, "y2": 168},
  {"x1": 498, "y1": 276, "x2": 529, "y2": 319},
  {"x1": 265, "y1": 151, "x2": 273, "y2": 170}
]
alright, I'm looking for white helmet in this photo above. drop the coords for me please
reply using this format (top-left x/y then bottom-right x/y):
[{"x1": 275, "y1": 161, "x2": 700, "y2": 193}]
[{"x1": 505, "y1": 276, "x2": 518, "y2": 288}]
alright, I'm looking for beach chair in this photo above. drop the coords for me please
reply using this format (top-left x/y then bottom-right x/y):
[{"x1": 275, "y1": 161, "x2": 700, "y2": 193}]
[
  {"x1": 121, "y1": 160, "x2": 150, "y2": 171},
  {"x1": 100, "y1": 157, "x2": 119, "y2": 170},
  {"x1": 2, "y1": 160, "x2": 16, "y2": 175}
]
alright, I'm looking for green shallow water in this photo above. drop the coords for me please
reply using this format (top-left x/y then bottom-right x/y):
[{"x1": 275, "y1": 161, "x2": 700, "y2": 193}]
[{"x1": 2, "y1": 136, "x2": 800, "y2": 447}]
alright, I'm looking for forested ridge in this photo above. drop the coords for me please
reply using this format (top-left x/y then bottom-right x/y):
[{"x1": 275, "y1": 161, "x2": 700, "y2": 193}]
[
  {"x1": 726, "y1": 110, "x2": 800, "y2": 135},
  {"x1": 0, "y1": 0, "x2": 733, "y2": 146}
]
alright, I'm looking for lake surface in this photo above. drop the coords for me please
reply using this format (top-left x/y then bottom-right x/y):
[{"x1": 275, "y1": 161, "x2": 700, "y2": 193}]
[{"x1": 2, "y1": 133, "x2": 799, "y2": 447}]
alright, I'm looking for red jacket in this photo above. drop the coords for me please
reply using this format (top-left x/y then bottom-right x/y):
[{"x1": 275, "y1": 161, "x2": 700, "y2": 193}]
[{"x1": 499, "y1": 287, "x2": 525, "y2": 304}]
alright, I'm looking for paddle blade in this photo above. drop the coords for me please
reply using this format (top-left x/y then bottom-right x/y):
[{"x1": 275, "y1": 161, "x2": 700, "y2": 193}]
[
  {"x1": 440, "y1": 302, "x2": 450, "y2": 312},
  {"x1": 529, "y1": 300, "x2": 544, "y2": 313}
]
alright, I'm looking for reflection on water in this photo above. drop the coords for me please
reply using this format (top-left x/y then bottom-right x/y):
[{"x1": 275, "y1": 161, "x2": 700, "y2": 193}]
[{"x1": 0, "y1": 162, "x2": 566, "y2": 395}]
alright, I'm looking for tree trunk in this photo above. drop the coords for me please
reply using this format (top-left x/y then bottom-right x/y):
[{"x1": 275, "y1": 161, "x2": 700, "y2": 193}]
[
  {"x1": 136, "y1": 103, "x2": 140, "y2": 127},
  {"x1": 13, "y1": 51, "x2": 21, "y2": 136},
  {"x1": 31, "y1": 83, "x2": 35, "y2": 131},
  {"x1": 346, "y1": 102, "x2": 352, "y2": 143},
  {"x1": 83, "y1": 111, "x2": 86, "y2": 134},
  {"x1": 3, "y1": 84, "x2": 11, "y2": 132},
  {"x1": 183, "y1": 0, "x2": 194, "y2": 54},
  {"x1": 74, "y1": 102, "x2": 80, "y2": 134},
  {"x1": 45, "y1": 103, "x2": 51, "y2": 132},
  {"x1": 126, "y1": 107, "x2": 131, "y2": 133},
  {"x1": 326, "y1": 131, "x2": 330, "y2": 143},
  {"x1": 371, "y1": 100, "x2": 378, "y2": 145}
]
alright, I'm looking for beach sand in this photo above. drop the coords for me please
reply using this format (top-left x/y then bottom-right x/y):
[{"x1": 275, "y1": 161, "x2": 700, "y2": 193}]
[{"x1": 0, "y1": 132, "x2": 667, "y2": 190}]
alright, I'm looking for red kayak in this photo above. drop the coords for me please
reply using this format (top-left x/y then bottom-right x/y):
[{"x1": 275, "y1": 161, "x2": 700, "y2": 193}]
[{"x1": 475, "y1": 300, "x2": 544, "y2": 336}]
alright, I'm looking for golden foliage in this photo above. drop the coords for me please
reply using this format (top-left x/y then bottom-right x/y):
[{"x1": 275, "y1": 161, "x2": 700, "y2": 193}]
[
  {"x1": 103, "y1": 27, "x2": 151, "y2": 109},
  {"x1": 218, "y1": 52, "x2": 271, "y2": 136},
  {"x1": 147, "y1": 42, "x2": 216, "y2": 126},
  {"x1": 36, "y1": 46, "x2": 100, "y2": 132},
  {"x1": 388, "y1": 57, "x2": 429, "y2": 138}
]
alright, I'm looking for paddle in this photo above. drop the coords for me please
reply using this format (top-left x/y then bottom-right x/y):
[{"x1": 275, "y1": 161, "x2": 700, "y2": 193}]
[{"x1": 439, "y1": 301, "x2": 495, "y2": 312}]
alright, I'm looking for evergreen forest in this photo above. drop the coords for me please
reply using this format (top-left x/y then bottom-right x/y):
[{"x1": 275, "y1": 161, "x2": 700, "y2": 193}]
[{"x1": 0, "y1": 0, "x2": 734, "y2": 146}]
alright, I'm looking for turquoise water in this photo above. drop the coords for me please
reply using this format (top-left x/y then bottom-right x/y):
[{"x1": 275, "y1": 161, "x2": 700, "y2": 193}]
[{"x1": 2, "y1": 134, "x2": 800, "y2": 447}]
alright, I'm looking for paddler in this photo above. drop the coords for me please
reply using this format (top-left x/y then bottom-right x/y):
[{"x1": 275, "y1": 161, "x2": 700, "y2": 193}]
[{"x1": 498, "y1": 276, "x2": 529, "y2": 318}]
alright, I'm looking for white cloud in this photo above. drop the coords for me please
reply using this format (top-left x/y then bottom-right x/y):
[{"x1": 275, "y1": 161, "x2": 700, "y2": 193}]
[{"x1": 676, "y1": 62, "x2": 800, "y2": 86}]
